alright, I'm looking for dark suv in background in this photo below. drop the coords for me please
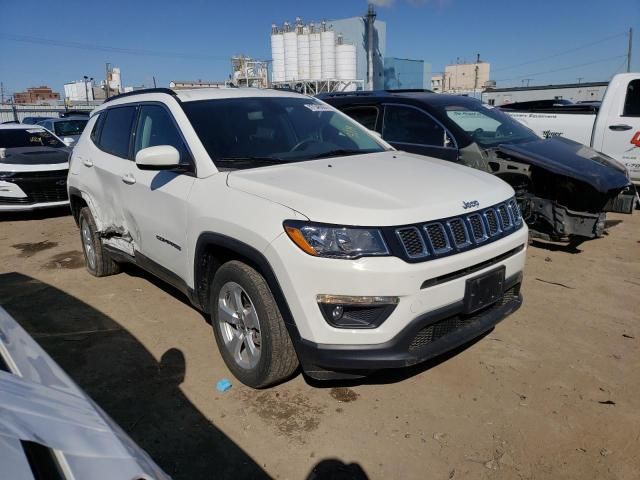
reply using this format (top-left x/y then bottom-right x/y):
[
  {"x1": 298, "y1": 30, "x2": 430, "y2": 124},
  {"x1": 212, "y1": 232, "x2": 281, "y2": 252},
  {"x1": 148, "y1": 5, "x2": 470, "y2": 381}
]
[{"x1": 319, "y1": 90, "x2": 635, "y2": 242}]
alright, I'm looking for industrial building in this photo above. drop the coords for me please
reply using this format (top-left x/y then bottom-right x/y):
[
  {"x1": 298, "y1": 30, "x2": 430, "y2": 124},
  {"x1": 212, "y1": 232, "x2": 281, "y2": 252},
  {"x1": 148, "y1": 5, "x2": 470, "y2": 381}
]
[
  {"x1": 431, "y1": 56, "x2": 491, "y2": 94},
  {"x1": 384, "y1": 57, "x2": 431, "y2": 90},
  {"x1": 13, "y1": 86, "x2": 60, "y2": 104},
  {"x1": 270, "y1": 18, "x2": 365, "y2": 93},
  {"x1": 270, "y1": 5, "x2": 439, "y2": 93},
  {"x1": 64, "y1": 80, "x2": 96, "y2": 102},
  {"x1": 481, "y1": 81, "x2": 609, "y2": 106},
  {"x1": 169, "y1": 80, "x2": 229, "y2": 89}
]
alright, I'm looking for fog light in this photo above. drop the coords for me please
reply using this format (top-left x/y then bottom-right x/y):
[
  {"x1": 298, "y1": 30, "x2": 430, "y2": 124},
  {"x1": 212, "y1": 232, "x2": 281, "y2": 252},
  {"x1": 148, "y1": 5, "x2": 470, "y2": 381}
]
[
  {"x1": 317, "y1": 294, "x2": 399, "y2": 329},
  {"x1": 331, "y1": 305, "x2": 344, "y2": 321}
]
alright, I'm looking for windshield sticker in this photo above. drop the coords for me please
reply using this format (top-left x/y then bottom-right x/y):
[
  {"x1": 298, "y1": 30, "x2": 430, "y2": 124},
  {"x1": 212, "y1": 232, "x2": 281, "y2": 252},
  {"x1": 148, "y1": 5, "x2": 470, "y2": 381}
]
[{"x1": 304, "y1": 104, "x2": 334, "y2": 112}]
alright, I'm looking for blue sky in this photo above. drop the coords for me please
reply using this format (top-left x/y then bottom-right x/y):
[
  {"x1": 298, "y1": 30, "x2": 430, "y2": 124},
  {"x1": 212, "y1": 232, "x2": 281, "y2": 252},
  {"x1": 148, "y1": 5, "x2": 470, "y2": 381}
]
[{"x1": 0, "y1": 0, "x2": 638, "y2": 96}]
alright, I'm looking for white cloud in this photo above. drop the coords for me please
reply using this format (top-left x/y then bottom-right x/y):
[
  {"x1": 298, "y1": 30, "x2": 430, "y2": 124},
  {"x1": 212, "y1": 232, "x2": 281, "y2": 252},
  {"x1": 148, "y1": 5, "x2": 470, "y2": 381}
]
[{"x1": 369, "y1": 0, "x2": 395, "y2": 7}]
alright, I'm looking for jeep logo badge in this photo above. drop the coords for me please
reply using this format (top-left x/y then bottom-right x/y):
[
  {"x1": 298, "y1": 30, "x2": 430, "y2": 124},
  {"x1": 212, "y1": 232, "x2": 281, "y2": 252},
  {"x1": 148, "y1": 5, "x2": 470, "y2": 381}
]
[{"x1": 462, "y1": 200, "x2": 479, "y2": 209}]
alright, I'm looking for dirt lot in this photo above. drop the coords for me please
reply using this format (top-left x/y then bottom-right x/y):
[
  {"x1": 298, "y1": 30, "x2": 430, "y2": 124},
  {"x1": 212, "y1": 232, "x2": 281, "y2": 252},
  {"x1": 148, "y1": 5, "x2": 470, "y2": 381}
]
[{"x1": 0, "y1": 208, "x2": 638, "y2": 480}]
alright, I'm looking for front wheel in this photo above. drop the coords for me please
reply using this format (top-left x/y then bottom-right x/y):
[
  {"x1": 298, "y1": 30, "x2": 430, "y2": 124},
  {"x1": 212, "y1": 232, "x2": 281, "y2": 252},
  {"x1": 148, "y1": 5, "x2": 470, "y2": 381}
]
[{"x1": 210, "y1": 260, "x2": 298, "y2": 388}]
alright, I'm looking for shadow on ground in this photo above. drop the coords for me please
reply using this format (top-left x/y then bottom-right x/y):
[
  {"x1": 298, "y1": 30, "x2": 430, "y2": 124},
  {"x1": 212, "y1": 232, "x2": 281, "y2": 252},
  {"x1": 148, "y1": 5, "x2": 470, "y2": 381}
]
[
  {"x1": 0, "y1": 206, "x2": 71, "y2": 222},
  {"x1": 0, "y1": 272, "x2": 268, "y2": 480},
  {"x1": 303, "y1": 331, "x2": 489, "y2": 389}
]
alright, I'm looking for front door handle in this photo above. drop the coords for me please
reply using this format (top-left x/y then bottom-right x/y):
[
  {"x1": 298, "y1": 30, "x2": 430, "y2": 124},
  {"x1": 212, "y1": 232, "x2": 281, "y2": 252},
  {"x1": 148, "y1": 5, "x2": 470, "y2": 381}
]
[
  {"x1": 121, "y1": 174, "x2": 136, "y2": 185},
  {"x1": 82, "y1": 158, "x2": 93, "y2": 167},
  {"x1": 609, "y1": 124, "x2": 633, "y2": 131}
]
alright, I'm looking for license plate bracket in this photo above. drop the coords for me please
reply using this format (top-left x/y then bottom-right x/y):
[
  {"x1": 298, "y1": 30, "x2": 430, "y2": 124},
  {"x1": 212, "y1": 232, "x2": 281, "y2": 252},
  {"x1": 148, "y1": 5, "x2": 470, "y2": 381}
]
[{"x1": 464, "y1": 267, "x2": 505, "y2": 314}]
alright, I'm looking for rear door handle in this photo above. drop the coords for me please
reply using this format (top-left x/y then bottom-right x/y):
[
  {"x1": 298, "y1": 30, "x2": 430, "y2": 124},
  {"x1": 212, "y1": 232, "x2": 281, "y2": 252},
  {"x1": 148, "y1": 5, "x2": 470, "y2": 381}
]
[
  {"x1": 609, "y1": 124, "x2": 633, "y2": 131},
  {"x1": 121, "y1": 174, "x2": 136, "y2": 185},
  {"x1": 82, "y1": 158, "x2": 93, "y2": 167}
]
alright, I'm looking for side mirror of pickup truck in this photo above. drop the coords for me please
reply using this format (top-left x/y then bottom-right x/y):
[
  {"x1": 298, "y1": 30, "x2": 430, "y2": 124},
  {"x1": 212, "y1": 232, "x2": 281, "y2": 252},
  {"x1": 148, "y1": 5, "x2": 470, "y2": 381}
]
[{"x1": 135, "y1": 145, "x2": 180, "y2": 170}]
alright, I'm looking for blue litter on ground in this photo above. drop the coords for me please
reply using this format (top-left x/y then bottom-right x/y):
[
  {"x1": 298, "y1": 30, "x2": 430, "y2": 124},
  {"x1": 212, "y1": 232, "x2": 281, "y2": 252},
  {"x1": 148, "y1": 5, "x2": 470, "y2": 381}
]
[{"x1": 216, "y1": 378, "x2": 232, "y2": 392}]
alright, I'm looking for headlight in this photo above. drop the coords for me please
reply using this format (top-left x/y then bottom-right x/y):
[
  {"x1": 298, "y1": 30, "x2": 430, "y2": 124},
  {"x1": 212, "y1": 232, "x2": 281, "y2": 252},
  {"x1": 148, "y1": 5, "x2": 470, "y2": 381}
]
[{"x1": 284, "y1": 220, "x2": 389, "y2": 259}]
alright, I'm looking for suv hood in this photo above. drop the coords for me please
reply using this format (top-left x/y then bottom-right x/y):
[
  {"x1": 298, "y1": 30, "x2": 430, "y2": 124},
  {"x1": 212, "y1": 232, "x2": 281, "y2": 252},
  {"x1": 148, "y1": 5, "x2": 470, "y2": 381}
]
[
  {"x1": 227, "y1": 151, "x2": 514, "y2": 226},
  {"x1": 496, "y1": 137, "x2": 631, "y2": 193}
]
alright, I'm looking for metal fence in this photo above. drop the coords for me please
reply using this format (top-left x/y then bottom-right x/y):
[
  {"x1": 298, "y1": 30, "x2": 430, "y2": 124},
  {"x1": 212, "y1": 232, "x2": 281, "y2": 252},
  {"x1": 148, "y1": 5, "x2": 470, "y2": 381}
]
[{"x1": 0, "y1": 104, "x2": 96, "y2": 123}]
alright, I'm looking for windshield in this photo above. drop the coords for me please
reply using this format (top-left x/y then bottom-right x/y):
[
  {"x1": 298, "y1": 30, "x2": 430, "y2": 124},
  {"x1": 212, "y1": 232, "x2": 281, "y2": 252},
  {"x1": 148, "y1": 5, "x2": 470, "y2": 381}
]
[
  {"x1": 54, "y1": 119, "x2": 88, "y2": 136},
  {"x1": 441, "y1": 103, "x2": 539, "y2": 148},
  {"x1": 182, "y1": 96, "x2": 387, "y2": 168},
  {"x1": 0, "y1": 128, "x2": 65, "y2": 148}
]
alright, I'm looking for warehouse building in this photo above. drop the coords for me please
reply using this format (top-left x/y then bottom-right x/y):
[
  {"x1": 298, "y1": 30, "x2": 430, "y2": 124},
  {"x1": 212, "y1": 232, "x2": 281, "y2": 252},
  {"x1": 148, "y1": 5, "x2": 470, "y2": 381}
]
[{"x1": 384, "y1": 57, "x2": 431, "y2": 90}]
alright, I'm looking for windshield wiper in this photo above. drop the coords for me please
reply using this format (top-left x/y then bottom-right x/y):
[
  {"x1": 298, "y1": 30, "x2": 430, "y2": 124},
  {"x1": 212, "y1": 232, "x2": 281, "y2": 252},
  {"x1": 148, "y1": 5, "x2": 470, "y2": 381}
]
[
  {"x1": 215, "y1": 156, "x2": 287, "y2": 168},
  {"x1": 304, "y1": 149, "x2": 372, "y2": 160}
]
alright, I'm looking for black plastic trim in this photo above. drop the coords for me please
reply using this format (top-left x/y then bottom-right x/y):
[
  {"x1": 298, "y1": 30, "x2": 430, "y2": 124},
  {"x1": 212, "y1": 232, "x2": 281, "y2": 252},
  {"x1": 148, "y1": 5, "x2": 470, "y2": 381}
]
[
  {"x1": 194, "y1": 232, "x2": 302, "y2": 337},
  {"x1": 296, "y1": 272, "x2": 522, "y2": 372},
  {"x1": 21, "y1": 441, "x2": 65, "y2": 480},
  {"x1": 421, "y1": 244, "x2": 525, "y2": 289}
]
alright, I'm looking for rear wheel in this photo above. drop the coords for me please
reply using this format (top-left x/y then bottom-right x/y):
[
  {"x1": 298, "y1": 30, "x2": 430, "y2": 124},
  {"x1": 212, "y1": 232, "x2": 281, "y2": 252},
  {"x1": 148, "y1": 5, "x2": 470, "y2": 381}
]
[
  {"x1": 210, "y1": 260, "x2": 298, "y2": 388},
  {"x1": 79, "y1": 207, "x2": 120, "y2": 277}
]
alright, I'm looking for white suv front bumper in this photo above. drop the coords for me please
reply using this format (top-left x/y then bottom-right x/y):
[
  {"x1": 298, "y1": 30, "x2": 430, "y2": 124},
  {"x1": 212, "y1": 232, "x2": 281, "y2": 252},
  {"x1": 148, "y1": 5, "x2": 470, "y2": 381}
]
[{"x1": 265, "y1": 224, "x2": 527, "y2": 374}]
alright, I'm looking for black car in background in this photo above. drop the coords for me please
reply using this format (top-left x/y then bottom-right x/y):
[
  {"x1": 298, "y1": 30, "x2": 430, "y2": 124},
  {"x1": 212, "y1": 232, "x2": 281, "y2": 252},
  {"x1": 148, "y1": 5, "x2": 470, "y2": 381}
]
[
  {"x1": 0, "y1": 125, "x2": 70, "y2": 211},
  {"x1": 320, "y1": 91, "x2": 636, "y2": 242}
]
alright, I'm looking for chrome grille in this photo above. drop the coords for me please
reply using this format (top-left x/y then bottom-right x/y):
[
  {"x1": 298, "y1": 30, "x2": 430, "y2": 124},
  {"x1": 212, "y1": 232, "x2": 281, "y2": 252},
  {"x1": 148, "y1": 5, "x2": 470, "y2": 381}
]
[
  {"x1": 484, "y1": 209, "x2": 500, "y2": 236},
  {"x1": 497, "y1": 204, "x2": 512, "y2": 230},
  {"x1": 447, "y1": 218, "x2": 471, "y2": 248},
  {"x1": 508, "y1": 199, "x2": 522, "y2": 226},
  {"x1": 424, "y1": 223, "x2": 451, "y2": 254},
  {"x1": 395, "y1": 227, "x2": 428, "y2": 258},
  {"x1": 467, "y1": 213, "x2": 488, "y2": 243},
  {"x1": 393, "y1": 198, "x2": 523, "y2": 262}
]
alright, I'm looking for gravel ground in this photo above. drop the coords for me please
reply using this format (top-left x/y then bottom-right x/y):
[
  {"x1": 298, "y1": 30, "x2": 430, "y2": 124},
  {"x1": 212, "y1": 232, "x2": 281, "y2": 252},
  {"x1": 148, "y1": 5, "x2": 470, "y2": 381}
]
[{"x1": 1, "y1": 208, "x2": 638, "y2": 480}]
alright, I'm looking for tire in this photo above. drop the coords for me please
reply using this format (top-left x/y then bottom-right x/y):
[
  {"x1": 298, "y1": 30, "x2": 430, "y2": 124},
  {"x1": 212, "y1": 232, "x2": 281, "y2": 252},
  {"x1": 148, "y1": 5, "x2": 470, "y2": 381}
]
[
  {"x1": 78, "y1": 207, "x2": 120, "y2": 277},
  {"x1": 210, "y1": 260, "x2": 298, "y2": 388}
]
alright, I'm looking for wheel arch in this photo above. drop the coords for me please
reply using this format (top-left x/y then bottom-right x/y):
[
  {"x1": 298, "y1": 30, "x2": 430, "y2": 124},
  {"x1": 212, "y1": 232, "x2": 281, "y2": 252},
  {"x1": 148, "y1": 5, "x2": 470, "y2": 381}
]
[{"x1": 193, "y1": 232, "x2": 301, "y2": 341}]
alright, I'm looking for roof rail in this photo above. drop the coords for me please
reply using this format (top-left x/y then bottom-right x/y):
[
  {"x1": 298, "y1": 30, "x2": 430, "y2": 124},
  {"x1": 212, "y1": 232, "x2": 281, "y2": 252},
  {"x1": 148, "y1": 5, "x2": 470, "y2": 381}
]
[
  {"x1": 316, "y1": 91, "x2": 389, "y2": 99},
  {"x1": 384, "y1": 88, "x2": 434, "y2": 94},
  {"x1": 102, "y1": 88, "x2": 177, "y2": 104}
]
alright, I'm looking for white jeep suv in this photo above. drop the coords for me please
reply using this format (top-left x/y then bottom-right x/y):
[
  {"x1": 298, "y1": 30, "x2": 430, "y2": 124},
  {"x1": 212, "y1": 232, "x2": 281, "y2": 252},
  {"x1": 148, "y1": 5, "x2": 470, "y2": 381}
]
[{"x1": 68, "y1": 88, "x2": 527, "y2": 388}]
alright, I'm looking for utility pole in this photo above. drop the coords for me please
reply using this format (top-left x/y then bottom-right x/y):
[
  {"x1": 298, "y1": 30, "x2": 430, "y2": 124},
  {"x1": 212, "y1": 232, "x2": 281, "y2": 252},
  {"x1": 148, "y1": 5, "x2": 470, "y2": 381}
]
[
  {"x1": 577, "y1": 77, "x2": 583, "y2": 84},
  {"x1": 628, "y1": 27, "x2": 633, "y2": 73},
  {"x1": 0, "y1": 82, "x2": 4, "y2": 104},
  {"x1": 105, "y1": 63, "x2": 111, "y2": 99},
  {"x1": 153, "y1": 76, "x2": 157, "y2": 88}
]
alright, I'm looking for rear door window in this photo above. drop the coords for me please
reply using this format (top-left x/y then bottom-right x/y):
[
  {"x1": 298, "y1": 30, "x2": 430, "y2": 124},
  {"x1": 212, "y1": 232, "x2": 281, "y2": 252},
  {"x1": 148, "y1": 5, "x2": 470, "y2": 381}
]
[
  {"x1": 383, "y1": 104, "x2": 449, "y2": 147},
  {"x1": 90, "y1": 113, "x2": 104, "y2": 144},
  {"x1": 623, "y1": 79, "x2": 640, "y2": 116},
  {"x1": 342, "y1": 106, "x2": 379, "y2": 130},
  {"x1": 98, "y1": 106, "x2": 137, "y2": 158}
]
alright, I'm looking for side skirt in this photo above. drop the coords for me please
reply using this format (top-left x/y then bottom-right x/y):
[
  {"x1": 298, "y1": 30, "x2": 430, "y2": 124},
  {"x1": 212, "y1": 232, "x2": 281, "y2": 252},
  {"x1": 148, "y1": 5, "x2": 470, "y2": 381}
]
[{"x1": 103, "y1": 246, "x2": 203, "y2": 310}]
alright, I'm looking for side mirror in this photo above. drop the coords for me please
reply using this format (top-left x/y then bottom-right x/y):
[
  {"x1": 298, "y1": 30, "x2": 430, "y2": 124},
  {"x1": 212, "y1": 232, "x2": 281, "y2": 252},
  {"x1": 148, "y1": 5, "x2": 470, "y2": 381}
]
[
  {"x1": 369, "y1": 129, "x2": 382, "y2": 139},
  {"x1": 135, "y1": 145, "x2": 180, "y2": 170},
  {"x1": 62, "y1": 137, "x2": 75, "y2": 147}
]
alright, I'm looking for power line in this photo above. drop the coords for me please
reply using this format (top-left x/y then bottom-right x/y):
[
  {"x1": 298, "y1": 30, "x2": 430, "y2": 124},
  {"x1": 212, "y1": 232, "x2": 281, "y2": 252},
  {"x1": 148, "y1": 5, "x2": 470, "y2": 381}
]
[
  {"x1": 0, "y1": 33, "x2": 230, "y2": 61},
  {"x1": 493, "y1": 31, "x2": 628, "y2": 73},
  {"x1": 494, "y1": 55, "x2": 627, "y2": 84}
]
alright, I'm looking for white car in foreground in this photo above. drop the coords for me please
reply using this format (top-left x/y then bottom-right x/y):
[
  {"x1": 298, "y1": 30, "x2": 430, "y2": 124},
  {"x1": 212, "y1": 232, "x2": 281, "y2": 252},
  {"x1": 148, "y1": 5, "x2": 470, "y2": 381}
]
[
  {"x1": 0, "y1": 124, "x2": 71, "y2": 212},
  {"x1": 0, "y1": 306, "x2": 170, "y2": 480},
  {"x1": 67, "y1": 87, "x2": 527, "y2": 387}
]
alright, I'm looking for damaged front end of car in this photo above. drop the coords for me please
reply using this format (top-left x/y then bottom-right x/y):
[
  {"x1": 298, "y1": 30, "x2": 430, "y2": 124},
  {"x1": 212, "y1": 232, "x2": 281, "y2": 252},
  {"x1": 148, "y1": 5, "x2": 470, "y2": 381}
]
[{"x1": 485, "y1": 137, "x2": 636, "y2": 242}]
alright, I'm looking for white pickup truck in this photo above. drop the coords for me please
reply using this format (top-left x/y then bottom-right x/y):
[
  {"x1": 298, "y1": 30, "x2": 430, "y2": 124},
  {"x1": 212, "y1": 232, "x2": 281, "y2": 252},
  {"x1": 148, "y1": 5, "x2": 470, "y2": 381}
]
[{"x1": 503, "y1": 73, "x2": 640, "y2": 184}]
